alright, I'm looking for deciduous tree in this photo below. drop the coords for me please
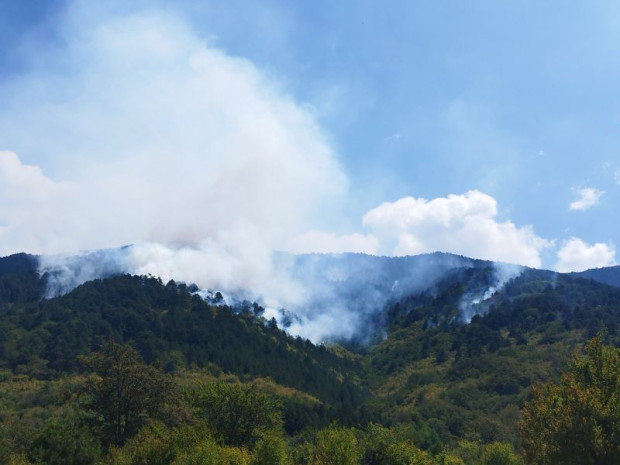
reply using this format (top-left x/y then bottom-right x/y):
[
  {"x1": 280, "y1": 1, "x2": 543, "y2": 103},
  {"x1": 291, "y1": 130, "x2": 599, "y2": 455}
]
[
  {"x1": 520, "y1": 336, "x2": 620, "y2": 464},
  {"x1": 80, "y1": 341, "x2": 178, "y2": 446}
]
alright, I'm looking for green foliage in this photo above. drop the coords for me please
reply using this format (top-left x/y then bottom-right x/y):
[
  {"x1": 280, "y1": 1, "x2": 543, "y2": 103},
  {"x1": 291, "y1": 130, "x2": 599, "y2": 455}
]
[
  {"x1": 189, "y1": 381, "x2": 283, "y2": 447},
  {"x1": 102, "y1": 422, "x2": 224, "y2": 465},
  {"x1": 27, "y1": 415, "x2": 101, "y2": 465},
  {"x1": 520, "y1": 335, "x2": 620, "y2": 464},
  {"x1": 449, "y1": 440, "x2": 521, "y2": 465},
  {"x1": 313, "y1": 425, "x2": 360, "y2": 465},
  {"x1": 434, "y1": 452, "x2": 465, "y2": 465},
  {"x1": 360, "y1": 423, "x2": 434, "y2": 465},
  {"x1": 0, "y1": 273, "x2": 363, "y2": 415},
  {"x1": 171, "y1": 440, "x2": 222, "y2": 465},
  {"x1": 480, "y1": 442, "x2": 522, "y2": 465},
  {"x1": 250, "y1": 433, "x2": 290, "y2": 465},
  {"x1": 79, "y1": 340, "x2": 178, "y2": 446},
  {"x1": 173, "y1": 440, "x2": 250, "y2": 465},
  {"x1": 8, "y1": 454, "x2": 33, "y2": 465},
  {"x1": 451, "y1": 441, "x2": 479, "y2": 465}
]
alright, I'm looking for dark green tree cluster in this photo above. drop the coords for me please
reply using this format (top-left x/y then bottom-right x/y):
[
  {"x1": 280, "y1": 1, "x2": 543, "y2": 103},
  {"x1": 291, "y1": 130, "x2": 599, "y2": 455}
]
[
  {"x1": 0, "y1": 273, "x2": 364, "y2": 415},
  {"x1": 79, "y1": 341, "x2": 180, "y2": 446}
]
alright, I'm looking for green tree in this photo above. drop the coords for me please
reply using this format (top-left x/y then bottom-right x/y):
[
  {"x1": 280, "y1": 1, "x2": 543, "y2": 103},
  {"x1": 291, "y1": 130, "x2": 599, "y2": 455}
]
[
  {"x1": 190, "y1": 381, "x2": 282, "y2": 447},
  {"x1": 80, "y1": 341, "x2": 178, "y2": 446},
  {"x1": 27, "y1": 415, "x2": 101, "y2": 465},
  {"x1": 314, "y1": 425, "x2": 360, "y2": 465},
  {"x1": 172, "y1": 440, "x2": 250, "y2": 465},
  {"x1": 250, "y1": 433, "x2": 290, "y2": 465},
  {"x1": 360, "y1": 423, "x2": 433, "y2": 465},
  {"x1": 520, "y1": 335, "x2": 620, "y2": 464},
  {"x1": 8, "y1": 455, "x2": 33, "y2": 465},
  {"x1": 480, "y1": 442, "x2": 521, "y2": 465}
]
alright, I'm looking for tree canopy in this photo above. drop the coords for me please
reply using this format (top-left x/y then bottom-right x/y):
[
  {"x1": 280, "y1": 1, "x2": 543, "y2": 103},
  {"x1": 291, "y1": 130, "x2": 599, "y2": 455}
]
[
  {"x1": 520, "y1": 335, "x2": 620, "y2": 464},
  {"x1": 80, "y1": 340, "x2": 178, "y2": 446}
]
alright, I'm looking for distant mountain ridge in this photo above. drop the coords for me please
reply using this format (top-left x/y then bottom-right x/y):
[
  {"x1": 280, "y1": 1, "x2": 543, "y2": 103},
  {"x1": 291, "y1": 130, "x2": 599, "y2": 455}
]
[
  {"x1": 572, "y1": 265, "x2": 620, "y2": 288},
  {"x1": 1, "y1": 250, "x2": 620, "y2": 342},
  {"x1": 0, "y1": 253, "x2": 38, "y2": 277}
]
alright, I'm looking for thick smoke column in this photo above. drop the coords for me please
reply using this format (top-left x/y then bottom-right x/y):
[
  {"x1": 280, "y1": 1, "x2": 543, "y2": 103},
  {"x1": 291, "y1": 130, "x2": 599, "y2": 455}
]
[
  {"x1": 4, "y1": 1, "x2": 536, "y2": 343},
  {"x1": 0, "y1": 3, "x2": 345, "y2": 305}
]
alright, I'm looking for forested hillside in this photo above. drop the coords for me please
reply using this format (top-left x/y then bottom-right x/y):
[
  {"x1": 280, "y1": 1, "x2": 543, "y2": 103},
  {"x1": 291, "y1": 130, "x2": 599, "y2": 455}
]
[
  {"x1": 365, "y1": 267, "x2": 620, "y2": 446},
  {"x1": 0, "y1": 271, "x2": 364, "y2": 418},
  {"x1": 573, "y1": 265, "x2": 620, "y2": 288},
  {"x1": 0, "y1": 253, "x2": 619, "y2": 463}
]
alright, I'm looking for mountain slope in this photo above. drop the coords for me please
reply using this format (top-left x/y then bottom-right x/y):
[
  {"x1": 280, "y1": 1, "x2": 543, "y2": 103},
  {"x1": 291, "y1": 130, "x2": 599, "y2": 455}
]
[
  {"x1": 572, "y1": 265, "x2": 620, "y2": 288},
  {"x1": 0, "y1": 273, "x2": 364, "y2": 415},
  {"x1": 2, "y1": 251, "x2": 620, "y2": 447},
  {"x1": 273, "y1": 252, "x2": 512, "y2": 342},
  {"x1": 363, "y1": 267, "x2": 620, "y2": 443}
]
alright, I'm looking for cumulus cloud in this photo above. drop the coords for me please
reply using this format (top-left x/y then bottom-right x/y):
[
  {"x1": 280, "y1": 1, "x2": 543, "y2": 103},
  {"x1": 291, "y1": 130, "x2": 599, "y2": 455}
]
[
  {"x1": 555, "y1": 237, "x2": 616, "y2": 272},
  {"x1": 0, "y1": 3, "x2": 346, "y2": 299},
  {"x1": 569, "y1": 187, "x2": 604, "y2": 211},
  {"x1": 361, "y1": 190, "x2": 551, "y2": 267},
  {"x1": 0, "y1": 151, "x2": 76, "y2": 253}
]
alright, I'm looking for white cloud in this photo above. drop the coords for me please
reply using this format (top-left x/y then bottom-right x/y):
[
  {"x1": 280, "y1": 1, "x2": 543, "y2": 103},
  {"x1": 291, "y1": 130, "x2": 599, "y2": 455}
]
[
  {"x1": 555, "y1": 237, "x2": 616, "y2": 272},
  {"x1": 0, "y1": 151, "x2": 76, "y2": 253},
  {"x1": 384, "y1": 132, "x2": 402, "y2": 142},
  {"x1": 614, "y1": 169, "x2": 620, "y2": 185},
  {"x1": 284, "y1": 230, "x2": 379, "y2": 255},
  {"x1": 569, "y1": 187, "x2": 604, "y2": 211},
  {"x1": 361, "y1": 190, "x2": 552, "y2": 267}
]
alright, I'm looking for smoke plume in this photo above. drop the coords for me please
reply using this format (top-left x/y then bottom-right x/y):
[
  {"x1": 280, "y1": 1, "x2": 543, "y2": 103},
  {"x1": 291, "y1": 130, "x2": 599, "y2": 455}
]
[
  {"x1": 2, "y1": 1, "x2": 545, "y2": 342},
  {"x1": 0, "y1": 3, "x2": 345, "y2": 310},
  {"x1": 458, "y1": 262, "x2": 523, "y2": 323}
]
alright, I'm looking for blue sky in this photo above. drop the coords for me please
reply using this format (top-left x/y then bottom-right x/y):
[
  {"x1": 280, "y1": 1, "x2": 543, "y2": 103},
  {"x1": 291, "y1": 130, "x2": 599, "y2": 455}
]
[{"x1": 0, "y1": 0, "x2": 619, "y2": 273}]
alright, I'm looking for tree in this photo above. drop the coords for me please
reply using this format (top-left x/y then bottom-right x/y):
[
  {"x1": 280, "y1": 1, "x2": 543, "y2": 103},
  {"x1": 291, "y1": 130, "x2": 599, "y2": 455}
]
[
  {"x1": 360, "y1": 423, "x2": 433, "y2": 465},
  {"x1": 520, "y1": 335, "x2": 620, "y2": 464},
  {"x1": 314, "y1": 425, "x2": 360, "y2": 465},
  {"x1": 190, "y1": 381, "x2": 282, "y2": 447},
  {"x1": 27, "y1": 414, "x2": 101, "y2": 465},
  {"x1": 480, "y1": 442, "x2": 522, "y2": 465},
  {"x1": 250, "y1": 433, "x2": 290, "y2": 465},
  {"x1": 79, "y1": 341, "x2": 178, "y2": 446}
]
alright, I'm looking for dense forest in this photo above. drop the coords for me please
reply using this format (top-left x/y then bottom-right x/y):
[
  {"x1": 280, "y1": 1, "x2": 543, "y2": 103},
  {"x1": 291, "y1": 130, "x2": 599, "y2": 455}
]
[{"x1": 0, "y1": 253, "x2": 619, "y2": 463}]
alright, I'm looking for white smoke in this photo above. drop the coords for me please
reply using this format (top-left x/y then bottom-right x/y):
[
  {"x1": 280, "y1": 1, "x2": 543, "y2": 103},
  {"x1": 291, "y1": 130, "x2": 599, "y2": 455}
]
[
  {"x1": 264, "y1": 252, "x2": 488, "y2": 342},
  {"x1": 0, "y1": 3, "x2": 345, "y2": 312},
  {"x1": 1, "y1": 1, "x2": 554, "y2": 343},
  {"x1": 459, "y1": 262, "x2": 523, "y2": 322},
  {"x1": 40, "y1": 248, "x2": 133, "y2": 298}
]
